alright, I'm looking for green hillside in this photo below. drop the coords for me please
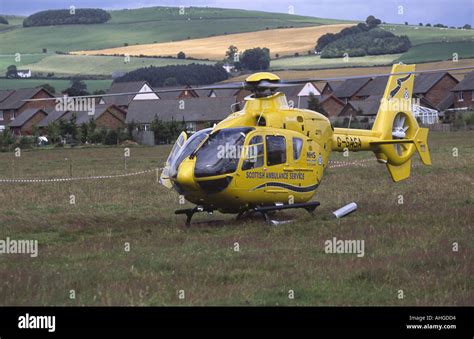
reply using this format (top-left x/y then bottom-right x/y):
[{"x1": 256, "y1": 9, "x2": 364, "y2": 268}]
[
  {"x1": 0, "y1": 54, "x2": 214, "y2": 77},
  {"x1": 0, "y1": 7, "x2": 351, "y2": 54},
  {"x1": 271, "y1": 24, "x2": 474, "y2": 70}
]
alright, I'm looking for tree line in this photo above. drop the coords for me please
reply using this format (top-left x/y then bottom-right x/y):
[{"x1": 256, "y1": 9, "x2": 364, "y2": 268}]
[
  {"x1": 114, "y1": 63, "x2": 229, "y2": 87},
  {"x1": 23, "y1": 9, "x2": 111, "y2": 27},
  {"x1": 316, "y1": 16, "x2": 411, "y2": 58}
]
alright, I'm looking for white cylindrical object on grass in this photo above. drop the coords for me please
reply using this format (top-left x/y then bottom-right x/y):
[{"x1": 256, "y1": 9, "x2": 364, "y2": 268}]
[{"x1": 333, "y1": 202, "x2": 357, "y2": 218}]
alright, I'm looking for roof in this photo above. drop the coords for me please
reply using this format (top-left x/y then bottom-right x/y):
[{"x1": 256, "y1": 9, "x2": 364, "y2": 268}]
[
  {"x1": 413, "y1": 72, "x2": 457, "y2": 94},
  {"x1": 451, "y1": 71, "x2": 474, "y2": 91},
  {"x1": 280, "y1": 82, "x2": 320, "y2": 97},
  {"x1": 8, "y1": 108, "x2": 46, "y2": 127},
  {"x1": 323, "y1": 81, "x2": 344, "y2": 92},
  {"x1": 355, "y1": 76, "x2": 389, "y2": 97},
  {"x1": 437, "y1": 93, "x2": 455, "y2": 111},
  {"x1": 333, "y1": 78, "x2": 371, "y2": 98},
  {"x1": 0, "y1": 87, "x2": 51, "y2": 110},
  {"x1": 102, "y1": 81, "x2": 151, "y2": 106},
  {"x1": 37, "y1": 108, "x2": 69, "y2": 127},
  {"x1": 60, "y1": 104, "x2": 119, "y2": 125},
  {"x1": 0, "y1": 89, "x2": 14, "y2": 103},
  {"x1": 126, "y1": 98, "x2": 236, "y2": 124},
  {"x1": 38, "y1": 104, "x2": 122, "y2": 127},
  {"x1": 347, "y1": 98, "x2": 381, "y2": 116},
  {"x1": 412, "y1": 104, "x2": 439, "y2": 115}
]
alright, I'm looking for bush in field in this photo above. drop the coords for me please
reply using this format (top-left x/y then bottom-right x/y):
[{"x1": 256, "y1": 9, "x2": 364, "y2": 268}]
[
  {"x1": 89, "y1": 129, "x2": 107, "y2": 144},
  {"x1": 320, "y1": 29, "x2": 411, "y2": 58},
  {"x1": 240, "y1": 47, "x2": 270, "y2": 70},
  {"x1": 316, "y1": 15, "x2": 411, "y2": 58},
  {"x1": 23, "y1": 9, "x2": 110, "y2": 27},
  {"x1": 151, "y1": 116, "x2": 185, "y2": 144},
  {"x1": 0, "y1": 16, "x2": 8, "y2": 25},
  {"x1": 15, "y1": 136, "x2": 35, "y2": 149},
  {"x1": 104, "y1": 129, "x2": 119, "y2": 145}
]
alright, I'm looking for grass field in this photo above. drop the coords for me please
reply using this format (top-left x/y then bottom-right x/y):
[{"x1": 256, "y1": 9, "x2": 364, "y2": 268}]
[
  {"x1": 73, "y1": 24, "x2": 353, "y2": 60},
  {"x1": 396, "y1": 41, "x2": 474, "y2": 64},
  {"x1": 0, "y1": 7, "x2": 350, "y2": 54},
  {"x1": 271, "y1": 54, "x2": 402, "y2": 70},
  {"x1": 0, "y1": 131, "x2": 472, "y2": 306},
  {"x1": 0, "y1": 54, "x2": 214, "y2": 77},
  {"x1": 380, "y1": 25, "x2": 474, "y2": 46},
  {"x1": 0, "y1": 79, "x2": 112, "y2": 92},
  {"x1": 271, "y1": 41, "x2": 474, "y2": 70}
]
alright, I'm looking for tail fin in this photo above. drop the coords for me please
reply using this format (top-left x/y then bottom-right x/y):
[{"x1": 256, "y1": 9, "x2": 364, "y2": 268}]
[
  {"x1": 371, "y1": 63, "x2": 431, "y2": 181},
  {"x1": 332, "y1": 63, "x2": 431, "y2": 182}
]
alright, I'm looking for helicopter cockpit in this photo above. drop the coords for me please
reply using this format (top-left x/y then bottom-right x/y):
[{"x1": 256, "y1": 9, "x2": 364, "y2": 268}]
[
  {"x1": 194, "y1": 127, "x2": 254, "y2": 178},
  {"x1": 167, "y1": 127, "x2": 255, "y2": 179}
]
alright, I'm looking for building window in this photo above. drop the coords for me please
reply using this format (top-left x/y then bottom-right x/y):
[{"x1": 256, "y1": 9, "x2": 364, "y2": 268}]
[
  {"x1": 458, "y1": 91, "x2": 464, "y2": 101},
  {"x1": 11, "y1": 112, "x2": 15, "y2": 120},
  {"x1": 185, "y1": 122, "x2": 196, "y2": 132},
  {"x1": 0, "y1": 111, "x2": 3, "y2": 121},
  {"x1": 266, "y1": 135, "x2": 286, "y2": 166},
  {"x1": 138, "y1": 124, "x2": 150, "y2": 131}
]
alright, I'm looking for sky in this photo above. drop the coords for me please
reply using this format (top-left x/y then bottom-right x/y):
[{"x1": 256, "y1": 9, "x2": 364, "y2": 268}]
[{"x1": 0, "y1": 0, "x2": 472, "y2": 26}]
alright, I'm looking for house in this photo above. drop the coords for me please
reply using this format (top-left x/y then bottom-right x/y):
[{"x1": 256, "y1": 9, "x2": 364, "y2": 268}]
[
  {"x1": 9, "y1": 108, "x2": 48, "y2": 135},
  {"x1": 16, "y1": 69, "x2": 32, "y2": 78},
  {"x1": 332, "y1": 78, "x2": 371, "y2": 103},
  {"x1": 413, "y1": 72, "x2": 459, "y2": 107},
  {"x1": 37, "y1": 105, "x2": 126, "y2": 131},
  {"x1": 451, "y1": 71, "x2": 474, "y2": 110},
  {"x1": 0, "y1": 87, "x2": 55, "y2": 131},
  {"x1": 290, "y1": 94, "x2": 346, "y2": 118},
  {"x1": 127, "y1": 97, "x2": 235, "y2": 133},
  {"x1": 321, "y1": 81, "x2": 344, "y2": 96},
  {"x1": 280, "y1": 82, "x2": 321, "y2": 97},
  {"x1": 99, "y1": 81, "x2": 159, "y2": 109},
  {"x1": 352, "y1": 76, "x2": 388, "y2": 100},
  {"x1": 340, "y1": 96, "x2": 382, "y2": 120}
]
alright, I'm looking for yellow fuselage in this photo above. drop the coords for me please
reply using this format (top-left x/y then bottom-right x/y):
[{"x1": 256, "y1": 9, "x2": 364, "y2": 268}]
[{"x1": 173, "y1": 92, "x2": 333, "y2": 213}]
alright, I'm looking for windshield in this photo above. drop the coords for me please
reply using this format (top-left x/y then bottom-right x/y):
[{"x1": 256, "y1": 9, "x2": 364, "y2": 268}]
[
  {"x1": 169, "y1": 128, "x2": 212, "y2": 178},
  {"x1": 194, "y1": 127, "x2": 254, "y2": 178}
]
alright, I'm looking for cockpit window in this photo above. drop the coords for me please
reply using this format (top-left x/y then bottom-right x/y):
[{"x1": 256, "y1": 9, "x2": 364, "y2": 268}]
[
  {"x1": 194, "y1": 127, "x2": 254, "y2": 178},
  {"x1": 169, "y1": 128, "x2": 212, "y2": 178}
]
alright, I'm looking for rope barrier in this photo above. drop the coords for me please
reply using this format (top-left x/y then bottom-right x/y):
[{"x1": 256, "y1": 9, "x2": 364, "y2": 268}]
[{"x1": 0, "y1": 168, "x2": 161, "y2": 183}]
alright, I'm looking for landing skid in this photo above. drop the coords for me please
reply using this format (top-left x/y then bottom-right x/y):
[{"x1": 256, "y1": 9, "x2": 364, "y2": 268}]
[
  {"x1": 176, "y1": 201, "x2": 320, "y2": 226},
  {"x1": 253, "y1": 201, "x2": 320, "y2": 226},
  {"x1": 175, "y1": 206, "x2": 214, "y2": 226}
]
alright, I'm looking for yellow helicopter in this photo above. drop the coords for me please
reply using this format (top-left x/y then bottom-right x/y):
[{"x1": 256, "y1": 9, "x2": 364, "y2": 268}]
[
  {"x1": 26, "y1": 63, "x2": 474, "y2": 225},
  {"x1": 159, "y1": 63, "x2": 435, "y2": 225}
]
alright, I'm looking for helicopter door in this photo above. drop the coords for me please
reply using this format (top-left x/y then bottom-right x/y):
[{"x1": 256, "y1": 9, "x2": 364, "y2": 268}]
[
  {"x1": 263, "y1": 135, "x2": 290, "y2": 194},
  {"x1": 160, "y1": 131, "x2": 187, "y2": 189}
]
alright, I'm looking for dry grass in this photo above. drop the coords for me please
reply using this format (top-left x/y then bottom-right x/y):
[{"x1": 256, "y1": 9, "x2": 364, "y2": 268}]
[
  {"x1": 227, "y1": 58, "x2": 474, "y2": 82},
  {"x1": 0, "y1": 132, "x2": 472, "y2": 306},
  {"x1": 72, "y1": 24, "x2": 353, "y2": 60}
]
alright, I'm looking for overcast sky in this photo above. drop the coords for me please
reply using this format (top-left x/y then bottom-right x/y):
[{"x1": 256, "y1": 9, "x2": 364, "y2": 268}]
[{"x1": 0, "y1": 0, "x2": 472, "y2": 26}]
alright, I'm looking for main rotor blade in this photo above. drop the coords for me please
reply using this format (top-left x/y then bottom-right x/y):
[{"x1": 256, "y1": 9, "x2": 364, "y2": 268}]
[
  {"x1": 23, "y1": 65, "x2": 474, "y2": 102},
  {"x1": 279, "y1": 65, "x2": 474, "y2": 85},
  {"x1": 23, "y1": 82, "x2": 247, "y2": 102}
]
